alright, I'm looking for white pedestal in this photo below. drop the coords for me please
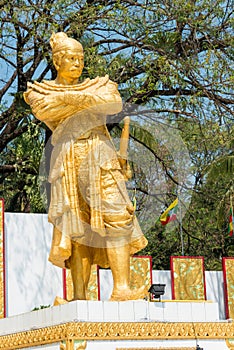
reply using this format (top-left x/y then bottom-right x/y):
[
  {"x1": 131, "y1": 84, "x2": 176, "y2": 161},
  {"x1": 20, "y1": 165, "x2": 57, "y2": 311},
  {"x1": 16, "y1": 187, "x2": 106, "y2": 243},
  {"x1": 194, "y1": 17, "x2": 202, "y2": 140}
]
[
  {"x1": 0, "y1": 300, "x2": 231, "y2": 350},
  {"x1": 0, "y1": 300, "x2": 220, "y2": 335}
]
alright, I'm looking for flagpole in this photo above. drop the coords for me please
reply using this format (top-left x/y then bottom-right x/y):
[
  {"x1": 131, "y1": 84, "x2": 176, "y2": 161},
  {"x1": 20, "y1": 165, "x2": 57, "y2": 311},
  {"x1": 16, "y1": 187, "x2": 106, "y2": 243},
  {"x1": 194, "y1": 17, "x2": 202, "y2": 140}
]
[
  {"x1": 159, "y1": 195, "x2": 184, "y2": 253},
  {"x1": 178, "y1": 192, "x2": 184, "y2": 256},
  {"x1": 231, "y1": 187, "x2": 233, "y2": 211}
]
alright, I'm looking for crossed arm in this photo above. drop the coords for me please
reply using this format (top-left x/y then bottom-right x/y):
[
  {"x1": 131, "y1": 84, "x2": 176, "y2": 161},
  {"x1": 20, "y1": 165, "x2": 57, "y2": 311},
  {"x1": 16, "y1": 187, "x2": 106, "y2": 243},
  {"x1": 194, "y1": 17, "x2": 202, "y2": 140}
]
[{"x1": 24, "y1": 83, "x2": 122, "y2": 130}]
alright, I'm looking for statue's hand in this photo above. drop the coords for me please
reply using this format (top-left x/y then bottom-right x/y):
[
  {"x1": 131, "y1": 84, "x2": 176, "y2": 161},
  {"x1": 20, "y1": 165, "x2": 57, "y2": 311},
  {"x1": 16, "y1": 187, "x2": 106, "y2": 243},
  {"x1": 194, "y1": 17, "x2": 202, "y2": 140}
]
[
  {"x1": 63, "y1": 91, "x2": 89, "y2": 106},
  {"x1": 33, "y1": 92, "x2": 64, "y2": 114},
  {"x1": 29, "y1": 83, "x2": 50, "y2": 95}
]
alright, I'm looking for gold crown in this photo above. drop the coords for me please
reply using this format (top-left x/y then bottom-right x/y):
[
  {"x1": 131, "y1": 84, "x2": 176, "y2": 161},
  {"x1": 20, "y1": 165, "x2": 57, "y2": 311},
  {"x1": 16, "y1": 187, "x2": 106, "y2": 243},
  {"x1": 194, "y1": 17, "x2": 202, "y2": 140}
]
[{"x1": 50, "y1": 32, "x2": 83, "y2": 54}]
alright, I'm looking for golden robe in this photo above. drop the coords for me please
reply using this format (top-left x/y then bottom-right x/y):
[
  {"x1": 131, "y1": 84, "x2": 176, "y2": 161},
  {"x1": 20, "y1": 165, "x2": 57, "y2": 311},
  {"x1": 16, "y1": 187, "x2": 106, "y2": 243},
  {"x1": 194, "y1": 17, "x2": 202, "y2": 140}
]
[{"x1": 24, "y1": 75, "x2": 148, "y2": 269}]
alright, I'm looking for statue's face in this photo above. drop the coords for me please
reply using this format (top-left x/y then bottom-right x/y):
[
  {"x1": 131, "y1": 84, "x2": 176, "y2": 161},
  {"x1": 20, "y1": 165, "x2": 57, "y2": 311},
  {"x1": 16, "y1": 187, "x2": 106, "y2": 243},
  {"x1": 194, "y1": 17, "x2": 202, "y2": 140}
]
[{"x1": 57, "y1": 49, "x2": 84, "y2": 80}]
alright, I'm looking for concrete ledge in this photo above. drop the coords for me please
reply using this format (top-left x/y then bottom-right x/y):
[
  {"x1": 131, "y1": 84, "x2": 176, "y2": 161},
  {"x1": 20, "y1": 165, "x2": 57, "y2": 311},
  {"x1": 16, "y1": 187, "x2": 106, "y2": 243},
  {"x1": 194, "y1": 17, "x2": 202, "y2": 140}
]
[{"x1": 0, "y1": 300, "x2": 220, "y2": 336}]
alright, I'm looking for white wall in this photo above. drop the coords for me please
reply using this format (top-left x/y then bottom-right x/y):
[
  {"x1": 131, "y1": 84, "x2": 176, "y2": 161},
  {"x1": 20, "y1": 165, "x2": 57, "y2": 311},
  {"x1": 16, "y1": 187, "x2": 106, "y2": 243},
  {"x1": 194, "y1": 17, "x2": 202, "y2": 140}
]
[
  {"x1": 4, "y1": 213, "x2": 63, "y2": 316},
  {"x1": 4, "y1": 213, "x2": 226, "y2": 319}
]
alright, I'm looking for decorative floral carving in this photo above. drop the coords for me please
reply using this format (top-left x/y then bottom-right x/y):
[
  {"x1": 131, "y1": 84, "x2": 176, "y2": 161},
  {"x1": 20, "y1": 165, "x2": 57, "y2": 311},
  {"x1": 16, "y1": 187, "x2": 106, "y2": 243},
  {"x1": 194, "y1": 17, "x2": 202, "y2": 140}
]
[
  {"x1": 116, "y1": 348, "x2": 196, "y2": 350},
  {"x1": 60, "y1": 339, "x2": 87, "y2": 350},
  {"x1": 226, "y1": 338, "x2": 234, "y2": 349},
  {"x1": 0, "y1": 322, "x2": 234, "y2": 349},
  {"x1": 66, "y1": 265, "x2": 99, "y2": 301},
  {"x1": 224, "y1": 258, "x2": 234, "y2": 319},
  {"x1": 171, "y1": 257, "x2": 205, "y2": 300}
]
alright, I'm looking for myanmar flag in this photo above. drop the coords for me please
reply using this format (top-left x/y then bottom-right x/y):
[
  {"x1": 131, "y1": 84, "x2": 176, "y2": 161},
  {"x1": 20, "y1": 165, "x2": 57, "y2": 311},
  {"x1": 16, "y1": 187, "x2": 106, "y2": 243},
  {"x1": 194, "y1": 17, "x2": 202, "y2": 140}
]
[
  {"x1": 160, "y1": 198, "x2": 178, "y2": 226},
  {"x1": 228, "y1": 207, "x2": 233, "y2": 237}
]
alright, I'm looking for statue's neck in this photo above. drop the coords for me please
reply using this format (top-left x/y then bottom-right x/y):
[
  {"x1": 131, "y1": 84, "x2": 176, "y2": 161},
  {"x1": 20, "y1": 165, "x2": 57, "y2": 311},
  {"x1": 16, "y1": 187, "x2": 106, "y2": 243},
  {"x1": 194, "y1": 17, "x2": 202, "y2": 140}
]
[{"x1": 54, "y1": 75, "x2": 79, "y2": 86}]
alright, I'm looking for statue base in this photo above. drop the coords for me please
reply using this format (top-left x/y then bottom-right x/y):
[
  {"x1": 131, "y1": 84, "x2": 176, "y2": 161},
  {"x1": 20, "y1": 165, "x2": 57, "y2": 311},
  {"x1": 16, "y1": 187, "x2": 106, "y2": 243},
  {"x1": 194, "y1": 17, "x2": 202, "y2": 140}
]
[{"x1": 0, "y1": 299, "x2": 232, "y2": 350}]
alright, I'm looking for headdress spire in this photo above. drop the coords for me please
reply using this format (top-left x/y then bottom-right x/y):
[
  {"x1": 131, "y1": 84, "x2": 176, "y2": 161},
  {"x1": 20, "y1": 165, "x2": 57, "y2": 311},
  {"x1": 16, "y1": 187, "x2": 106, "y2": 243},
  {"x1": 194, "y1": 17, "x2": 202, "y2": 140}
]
[{"x1": 50, "y1": 32, "x2": 83, "y2": 54}]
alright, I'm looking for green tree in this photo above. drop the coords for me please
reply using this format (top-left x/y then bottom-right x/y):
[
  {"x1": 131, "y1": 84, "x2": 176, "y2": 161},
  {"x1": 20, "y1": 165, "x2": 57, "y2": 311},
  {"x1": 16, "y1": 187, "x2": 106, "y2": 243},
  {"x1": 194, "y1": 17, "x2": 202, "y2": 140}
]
[{"x1": 0, "y1": 120, "x2": 45, "y2": 212}]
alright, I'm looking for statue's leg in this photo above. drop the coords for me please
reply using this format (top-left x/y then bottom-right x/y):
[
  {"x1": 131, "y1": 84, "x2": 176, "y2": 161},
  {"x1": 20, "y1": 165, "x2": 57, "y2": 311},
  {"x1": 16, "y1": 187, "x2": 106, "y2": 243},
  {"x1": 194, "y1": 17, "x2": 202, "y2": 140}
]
[
  {"x1": 106, "y1": 243, "x2": 130, "y2": 292},
  {"x1": 107, "y1": 243, "x2": 147, "y2": 301},
  {"x1": 69, "y1": 242, "x2": 87, "y2": 300},
  {"x1": 82, "y1": 257, "x2": 91, "y2": 298},
  {"x1": 102, "y1": 169, "x2": 147, "y2": 300},
  {"x1": 71, "y1": 140, "x2": 92, "y2": 299}
]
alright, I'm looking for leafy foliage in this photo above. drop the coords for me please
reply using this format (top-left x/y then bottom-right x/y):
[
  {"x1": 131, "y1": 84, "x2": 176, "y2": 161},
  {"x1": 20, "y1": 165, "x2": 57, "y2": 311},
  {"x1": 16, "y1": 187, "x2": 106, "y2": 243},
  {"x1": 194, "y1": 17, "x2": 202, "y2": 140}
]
[
  {"x1": 0, "y1": 0, "x2": 234, "y2": 269},
  {"x1": 0, "y1": 120, "x2": 46, "y2": 212}
]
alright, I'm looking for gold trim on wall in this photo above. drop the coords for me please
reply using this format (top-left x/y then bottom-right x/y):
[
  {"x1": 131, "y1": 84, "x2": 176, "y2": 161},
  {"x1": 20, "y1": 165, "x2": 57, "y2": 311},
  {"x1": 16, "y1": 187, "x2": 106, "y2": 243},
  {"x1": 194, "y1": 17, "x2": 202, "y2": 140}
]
[
  {"x1": 171, "y1": 257, "x2": 206, "y2": 300},
  {"x1": 66, "y1": 265, "x2": 99, "y2": 301},
  {"x1": 116, "y1": 348, "x2": 196, "y2": 350},
  {"x1": 60, "y1": 339, "x2": 87, "y2": 350},
  {"x1": 0, "y1": 321, "x2": 234, "y2": 349},
  {"x1": 223, "y1": 258, "x2": 234, "y2": 319},
  {"x1": 129, "y1": 256, "x2": 152, "y2": 292},
  {"x1": 226, "y1": 338, "x2": 234, "y2": 349}
]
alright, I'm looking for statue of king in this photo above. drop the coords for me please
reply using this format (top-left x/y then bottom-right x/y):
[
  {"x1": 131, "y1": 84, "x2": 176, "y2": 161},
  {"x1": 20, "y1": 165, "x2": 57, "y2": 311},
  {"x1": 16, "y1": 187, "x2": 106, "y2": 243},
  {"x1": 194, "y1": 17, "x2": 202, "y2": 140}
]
[{"x1": 24, "y1": 32, "x2": 148, "y2": 301}]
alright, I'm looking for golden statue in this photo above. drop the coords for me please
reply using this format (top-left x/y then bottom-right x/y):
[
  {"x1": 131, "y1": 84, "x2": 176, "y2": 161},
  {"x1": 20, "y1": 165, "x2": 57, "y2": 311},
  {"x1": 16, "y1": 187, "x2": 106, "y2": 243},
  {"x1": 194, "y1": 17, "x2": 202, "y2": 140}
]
[{"x1": 24, "y1": 32, "x2": 148, "y2": 301}]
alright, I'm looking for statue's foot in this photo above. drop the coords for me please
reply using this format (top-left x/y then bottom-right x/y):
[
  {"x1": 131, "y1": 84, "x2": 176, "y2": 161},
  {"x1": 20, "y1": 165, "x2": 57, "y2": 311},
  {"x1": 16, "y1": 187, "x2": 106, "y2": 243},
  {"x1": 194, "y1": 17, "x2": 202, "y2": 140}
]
[
  {"x1": 53, "y1": 296, "x2": 68, "y2": 306},
  {"x1": 109, "y1": 285, "x2": 148, "y2": 301}
]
